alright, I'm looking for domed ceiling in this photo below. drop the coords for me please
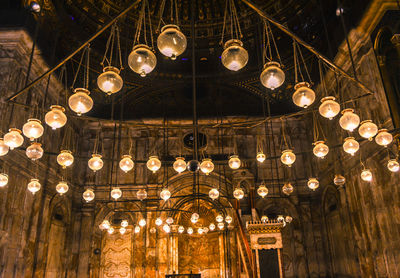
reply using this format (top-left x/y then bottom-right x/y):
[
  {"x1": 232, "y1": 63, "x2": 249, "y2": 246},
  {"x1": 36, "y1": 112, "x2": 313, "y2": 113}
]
[{"x1": 19, "y1": 0, "x2": 371, "y2": 119}]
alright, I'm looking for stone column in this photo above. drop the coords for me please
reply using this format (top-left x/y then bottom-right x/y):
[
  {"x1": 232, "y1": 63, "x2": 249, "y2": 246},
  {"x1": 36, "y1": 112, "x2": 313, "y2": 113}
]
[
  {"x1": 219, "y1": 231, "x2": 226, "y2": 278},
  {"x1": 169, "y1": 225, "x2": 179, "y2": 274},
  {"x1": 77, "y1": 207, "x2": 94, "y2": 278}
]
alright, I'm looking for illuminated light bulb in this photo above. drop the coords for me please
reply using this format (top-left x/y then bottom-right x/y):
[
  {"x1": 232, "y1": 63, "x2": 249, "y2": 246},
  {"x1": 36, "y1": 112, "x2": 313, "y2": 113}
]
[
  {"x1": 358, "y1": 120, "x2": 378, "y2": 141},
  {"x1": 26, "y1": 142, "x2": 43, "y2": 160},
  {"x1": 137, "y1": 189, "x2": 147, "y2": 201},
  {"x1": 313, "y1": 141, "x2": 329, "y2": 159},
  {"x1": 27, "y1": 178, "x2": 41, "y2": 194},
  {"x1": 111, "y1": 187, "x2": 122, "y2": 200},
  {"x1": 134, "y1": 225, "x2": 140, "y2": 233},
  {"x1": 361, "y1": 169, "x2": 373, "y2": 182},
  {"x1": 343, "y1": 137, "x2": 359, "y2": 156},
  {"x1": 155, "y1": 218, "x2": 163, "y2": 226},
  {"x1": 83, "y1": 188, "x2": 95, "y2": 202},
  {"x1": 157, "y1": 25, "x2": 187, "y2": 59},
  {"x1": 387, "y1": 159, "x2": 400, "y2": 172},
  {"x1": 121, "y1": 220, "x2": 128, "y2": 228},
  {"x1": 256, "y1": 152, "x2": 266, "y2": 163},
  {"x1": 233, "y1": 187, "x2": 244, "y2": 200},
  {"x1": 45, "y1": 105, "x2": 67, "y2": 130},
  {"x1": 23, "y1": 119, "x2": 44, "y2": 141},
  {"x1": 147, "y1": 155, "x2": 161, "y2": 173},
  {"x1": 228, "y1": 155, "x2": 241, "y2": 170},
  {"x1": 285, "y1": 216, "x2": 293, "y2": 223},
  {"x1": 191, "y1": 213, "x2": 199, "y2": 224},
  {"x1": 221, "y1": 39, "x2": 248, "y2": 71},
  {"x1": 203, "y1": 227, "x2": 209, "y2": 234},
  {"x1": 88, "y1": 154, "x2": 104, "y2": 172},
  {"x1": 209, "y1": 223, "x2": 216, "y2": 231},
  {"x1": 139, "y1": 218, "x2": 146, "y2": 227},
  {"x1": 261, "y1": 215, "x2": 268, "y2": 223},
  {"x1": 56, "y1": 181, "x2": 69, "y2": 195},
  {"x1": 292, "y1": 82, "x2": 315, "y2": 108},
  {"x1": 160, "y1": 188, "x2": 171, "y2": 201},
  {"x1": 163, "y1": 224, "x2": 171, "y2": 233},
  {"x1": 119, "y1": 227, "x2": 126, "y2": 235},
  {"x1": 187, "y1": 227, "x2": 193, "y2": 235},
  {"x1": 68, "y1": 88, "x2": 93, "y2": 116},
  {"x1": 216, "y1": 214, "x2": 224, "y2": 223},
  {"x1": 128, "y1": 44, "x2": 157, "y2": 77},
  {"x1": 339, "y1": 109, "x2": 360, "y2": 132},
  {"x1": 319, "y1": 96, "x2": 340, "y2": 120},
  {"x1": 281, "y1": 149, "x2": 296, "y2": 167},
  {"x1": 375, "y1": 129, "x2": 393, "y2": 147},
  {"x1": 334, "y1": 174, "x2": 346, "y2": 186},
  {"x1": 4, "y1": 128, "x2": 24, "y2": 150},
  {"x1": 198, "y1": 227, "x2": 204, "y2": 234},
  {"x1": 57, "y1": 150, "x2": 74, "y2": 168},
  {"x1": 173, "y1": 157, "x2": 186, "y2": 173},
  {"x1": 257, "y1": 184, "x2": 269, "y2": 198},
  {"x1": 0, "y1": 173, "x2": 8, "y2": 187},
  {"x1": 307, "y1": 178, "x2": 319, "y2": 191},
  {"x1": 217, "y1": 223, "x2": 224, "y2": 230},
  {"x1": 200, "y1": 158, "x2": 214, "y2": 175},
  {"x1": 119, "y1": 155, "x2": 134, "y2": 173},
  {"x1": 166, "y1": 217, "x2": 174, "y2": 225},
  {"x1": 0, "y1": 138, "x2": 9, "y2": 156},
  {"x1": 150, "y1": 227, "x2": 157, "y2": 234},
  {"x1": 260, "y1": 61, "x2": 285, "y2": 90},
  {"x1": 225, "y1": 215, "x2": 233, "y2": 224},
  {"x1": 282, "y1": 182, "x2": 294, "y2": 196},
  {"x1": 97, "y1": 66, "x2": 123, "y2": 95},
  {"x1": 100, "y1": 220, "x2": 110, "y2": 230},
  {"x1": 107, "y1": 227, "x2": 115, "y2": 234},
  {"x1": 178, "y1": 226, "x2": 185, "y2": 233},
  {"x1": 209, "y1": 188, "x2": 220, "y2": 200},
  {"x1": 277, "y1": 215, "x2": 285, "y2": 223}
]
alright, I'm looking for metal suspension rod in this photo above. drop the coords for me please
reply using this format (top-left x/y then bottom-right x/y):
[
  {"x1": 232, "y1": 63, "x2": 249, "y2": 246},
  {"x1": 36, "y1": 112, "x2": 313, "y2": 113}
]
[
  {"x1": 239, "y1": 0, "x2": 374, "y2": 95},
  {"x1": 6, "y1": 0, "x2": 142, "y2": 102}
]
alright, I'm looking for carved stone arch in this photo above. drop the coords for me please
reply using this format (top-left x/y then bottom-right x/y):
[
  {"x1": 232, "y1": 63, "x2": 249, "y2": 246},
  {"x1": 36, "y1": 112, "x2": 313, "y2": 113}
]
[
  {"x1": 321, "y1": 185, "x2": 341, "y2": 216},
  {"x1": 48, "y1": 195, "x2": 71, "y2": 225},
  {"x1": 94, "y1": 202, "x2": 142, "y2": 230}
]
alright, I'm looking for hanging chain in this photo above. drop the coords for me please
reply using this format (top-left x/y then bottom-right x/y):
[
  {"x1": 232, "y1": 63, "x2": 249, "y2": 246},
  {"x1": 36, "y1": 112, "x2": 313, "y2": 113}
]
[
  {"x1": 293, "y1": 41, "x2": 312, "y2": 84},
  {"x1": 101, "y1": 23, "x2": 123, "y2": 70},
  {"x1": 318, "y1": 59, "x2": 328, "y2": 97},
  {"x1": 157, "y1": 0, "x2": 179, "y2": 32},
  {"x1": 280, "y1": 117, "x2": 290, "y2": 149},
  {"x1": 220, "y1": 0, "x2": 243, "y2": 44},
  {"x1": 71, "y1": 45, "x2": 90, "y2": 89}
]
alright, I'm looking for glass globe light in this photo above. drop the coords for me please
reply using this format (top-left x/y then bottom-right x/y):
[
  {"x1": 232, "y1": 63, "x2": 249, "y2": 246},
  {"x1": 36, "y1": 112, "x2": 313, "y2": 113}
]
[
  {"x1": 343, "y1": 137, "x2": 359, "y2": 156},
  {"x1": 256, "y1": 152, "x2": 266, "y2": 163},
  {"x1": 150, "y1": 227, "x2": 157, "y2": 234},
  {"x1": 209, "y1": 188, "x2": 220, "y2": 200},
  {"x1": 233, "y1": 187, "x2": 244, "y2": 200},
  {"x1": 292, "y1": 82, "x2": 315, "y2": 108},
  {"x1": 0, "y1": 173, "x2": 8, "y2": 187},
  {"x1": 203, "y1": 227, "x2": 209, "y2": 234},
  {"x1": 26, "y1": 142, "x2": 43, "y2": 160},
  {"x1": 285, "y1": 216, "x2": 293, "y2": 223},
  {"x1": 387, "y1": 159, "x2": 400, "y2": 172},
  {"x1": 257, "y1": 184, "x2": 269, "y2": 198},
  {"x1": 147, "y1": 155, "x2": 161, "y2": 173},
  {"x1": 68, "y1": 88, "x2": 93, "y2": 116},
  {"x1": 260, "y1": 61, "x2": 285, "y2": 90},
  {"x1": 163, "y1": 224, "x2": 171, "y2": 233},
  {"x1": 119, "y1": 227, "x2": 126, "y2": 235},
  {"x1": 160, "y1": 188, "x2": 171, "y2": 201},
  {"x1": 97, "y1": 66, "x2": 123, "y2": 95},
  {"x1": 173, "y1": 157, "x2": 186, "y2": 173},
  {"x1": 23, "y1": 119, "x2": 44, "y2": 141},
  {"x1": 191, "y1": 213, "x2": 199, "y2": 224},
  {"x1": 216, "y1": 214, "x2": 224, "y2": 223},
  {"x1": 358, "y1": 120, "x2": 378, "y2": 141},
  {"x1": 277, "y1": 215, "x2": 285, "y2": 223},
  {"x1": 134, "y1": 225, "x2": 141, "y2": 233},
  {"x1": 128, "y1": 44, "x2": 157, "y2": 77},
  {"x1": 28, "y1": 178, "x2": 41, "y2": 194},
  {"x1": 334, "y1": 174, "x2": 346, "y2": 186},
  {"x1": 187, "y1": 160, "x2": 200, "y2": 172},
  {"x1": 319, "y1": 96, "x2": 340, "y2": 120},
  {"x1": 261, "y1": 215, "x2": 268, "y2": 223},
  {"x1": 313, "y1": 141, "x2": 329, "y2": 159},
  {"x1": 375, "y1": 129, "x2": 393, "y2": 147},
  {"x1": 157, "y1": 25, "x2": 187, "y2": 59},
  {"x1": 45, "y1": 105, "x2": 67, "y2": 130},
  {"x1": 107, "y1": 227, "x2": 115, "y2": 234},
  {"x1": 339, "y1": 108, "x2": 360, "y2": 132},
  {"x1": 4, "y1": 128, "x2": 24, "y2": 150},
  {"x1": 166, "y1": 217, "x2": 174, "y2": 225},
  {"x1": 56, "y1": 181, "x2": 69, "y2": 195},
  {"x1": 361, "y1": 169, "x2": 373, "y2": 182},
  {"x1": 137, "y1": 189, "x2": 148, "y2": 201},
  {"x1": 282, "y1": 182, "x2": 294, "y2": 196},
  {"x1": 228, "y1": 155, "x2": 241, "y2": 169},
  {"x1": 57, "y1": 150, "x2": 74, "y2": 168},
  {"x1": 209, "y1": 223, "x2": 216, "y2": 231},
  {"x1": 100, "y1": 220, "x2": 111, "y2": 230},
  {"x1": 307, "y1": 178, "x2": 319, "y2": 191},
  {"x1": 225, "y1": 215, "x2": 233, "y2": 224},
  {"x1": 119, "y1": 155, "x2": 134, "y2": 173},
  {"x1": 111, "y1": 187, "x2": 122, "y2": 200},
  {"x1": 0, "y1": 138, "x2": 9, "y2": 156},
  {"x1": 187, "y1": 227, "x2": 193, "y2": 235},
  {"x1": 198, "y1": 227, "x2": 204, "y2": 235},
  {"x1": 178, "y1": 226, "x2": 185, "y2": 233},
  {"x1": 217, "y1": 223, "x2": 225, "y2": 230},
  {"x1": 155, "y1": 218, "x2": 163, "y2": 226},
  {"x1": 139, "y1": 218, "x2": 146, "y2": 227},
  {"x1": 88, "y1": 154, "x2": 103, "y2": 172},
  {"x1": 221, "y1": 39, "x2": 248, "y2": 71},
  {"x1": 200, "y1": 158, "x2": 214, "y2": 175},
  {"x1": 83, "y1": 188, "x2": 95, "y2": 202},
  {"x1": 281, "y1": 149, "x2": 296, "y2": 167},
  {"x1": 121, "y1": 220, "x2": 128, "y2": 228}
]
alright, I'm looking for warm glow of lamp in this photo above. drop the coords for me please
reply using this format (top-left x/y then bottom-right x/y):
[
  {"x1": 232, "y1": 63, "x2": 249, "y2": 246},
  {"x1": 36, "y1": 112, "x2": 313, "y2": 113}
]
[
  {"x1": 83, "y1": 188, "x2": 95, "y2": 202},
  {"x1": 256, "y1": 152, "x2": 266, "y2": 163},
  {"x1": 343, "y1": 137, "x2": 359, "y2": 156},
  {"x1": 187, "y1": 227, "x2": 193, "y2": 235},
  {"x1": 134, "y1": 225, "x2": 140, "y2": 233},
  {"x1": 0, "y1": 138, "x2": 9, "y2": 156},
  {"x1": 88, "y1": 154, "x2": 104, "y2": 172},
  {"x1": 23, "y1": 119, "x2": 44, "y2": 141},
  {"x1": 334, "y1": 174, "x2": 346, "y2": 186},
  {"x1": 155, "y1": 218, "x2": 163, "y2": 226},
  {"x1": 100, "y1": 220, "x2": 111, "y2": 230},
  {"x1": 56, "y1": 181, "x2": 69, "y2": 195},
  {"x1": 191, "y1": 213, "x2": 199, "y2": 224},
  {"x1": 228, "y1": 155, "x2": 241, "y2": 169},
  {"x1": 209, "y1": 188, "x2": 220, "y2": 200},
  {"x1": 128, "y1": 44, "x2": 157, "y2": 77},
  {"x1": 217, "y1": 223, "x2": 225, "y2": 230},
  {"x1": 111, "y1": 187, "x2": 122, "y2": 200},
  {"x1": 261, "y1": 215, "x2": 269, "y2": 223},
  {"x1": 147, "y1": 155, "x2": 161, "y2": 173},
  {"x1": 160, "y1": 188, "x2": 171, "y2": 201},
  {"x1": 119, "y1": 155, "x2": 134, "y2": 173},
  {"x1": 157, "y1": 25, "x2": 187, "y2": 59},
  {"x1": 107, "y1": 227, "x2": 114, "y2": 234},
  {"x1": 45, "y1": 105, "x2": 67, "y2": 130},
  {"x1": 233, "y1": 187, "x2": 244, "y2": 200},
  {"x1": 282, "y1": 182, "x2": 294, "y2": 196},
  {"x1": 57, "y1": 150, "x2": 74, "y2": 168},
  {"x1": 216, "y1": 214, "x2": 224, "y2": 223},
  {"x1": 166, "y1": 217, "x2": 174, "y2": 225},
  {"x1": 358, "y1": 120, "x2": 378, "y2": 141},
  {"x1": 361, "y1": 169, "x2": 373, "y2": 182},
  {"x1": 121, "y1": 220, "x2": 128, "y2": 227},
  {"x1": 139, "y1": 218, "x2": 146, "y2": 227},
  {"x1": 173, "y1": 157, "x2": 186, "y2": 173},
  {"x1": 307, "y1": 178, "x2": 319, "y2": 191},
  {"x1": 387, "y1": 159, "x2": 400, "y2": 172},
  {"x1": 119, "y1": 227, "x2": 126, "y2": 235},
  {"x1": 281, "y1": 149, "x2": 296, "y2": 167},
  {"x1": 319, "y1": 96, "x2": 340, "y2": 120},
  {"x1": 313, "y1": 141, "x2": 329, "y2": 159},
  {"x1": 28, "y1": 178, "x2": 41, "y2": 194},
  {"x1": 257, "y1": 184, "x2": 268, "y2": 198},
  {"x1": 209, "y1": 223, "x2": 216, "y2": 231},
  {"x1": 339, "y1": 109, "x2": 360, "y2": 132},
  {"x1": 4, "y1": 128, "x2": 24, "y2": 150},
  {"x1": 292, "y1": 82, "x2": 315, "y2": 108},
  {"x1": 69, "y1": 88, "x2": 93, "y2": 116},
  {"x1": 221, "y1": 39, "x2": 248, "y2": 71},
  {"x1": 97, "y1": 66, "x2": 123, "y2": 95},
  {"x1": 260, "y1": 61, "x2": 285, "y2": 90},
  {"x1": 200, "y1": 158, "x2": 214, "y2": 175},
  {"x1": 163, "y1": 224, "x2": 171, "y2": 233},
  {"x1": 225, "y1": 215, "x2": 233, "y2": 224},
  {"x1": 26, "y1": 142, "x2": 43, "y2": 160},
  {"x1": 375, "y1": 129, "x2": 393, "y2": 147},
  {"x1": 137, "y1": 189, "x2": 148, "y2": 201},
  {"x1": 0, "y1": 173, "x2": 8, "y2": 187},
  {"x1": 178, "y1": 226, "x2": 185, "y2": 233}
]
